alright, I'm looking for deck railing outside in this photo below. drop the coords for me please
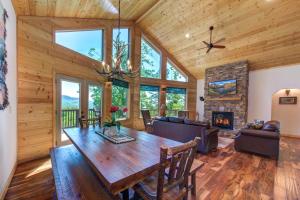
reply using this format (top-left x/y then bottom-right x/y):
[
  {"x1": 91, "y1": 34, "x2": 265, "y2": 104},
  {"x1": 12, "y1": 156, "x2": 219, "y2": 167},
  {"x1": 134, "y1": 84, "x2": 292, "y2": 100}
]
[
  {"x1": 62, "y1": 109, "x2": 182, "y2": 128},
  {"x1": 62, "y1": 109, "x2": 100, "y2": 128},
  {"x1": 61, "y1": 109, "x2": 79, "y2": 128}
]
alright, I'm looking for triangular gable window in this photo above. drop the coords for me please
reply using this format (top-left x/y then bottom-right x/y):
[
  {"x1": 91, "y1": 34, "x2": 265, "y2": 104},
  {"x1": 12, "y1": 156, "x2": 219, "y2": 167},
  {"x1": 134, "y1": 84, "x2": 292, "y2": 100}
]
[
  {"x1": 55, "y1": 30, "x2": 104, "y2": 61},
  {"x1": 166, "y1": 60, "x2": 188, "y2": 82}
]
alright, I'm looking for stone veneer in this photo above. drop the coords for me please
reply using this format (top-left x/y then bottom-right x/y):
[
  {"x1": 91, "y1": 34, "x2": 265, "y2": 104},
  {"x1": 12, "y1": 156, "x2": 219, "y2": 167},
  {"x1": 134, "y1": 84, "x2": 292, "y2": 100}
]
[{"x1": 204, "y1": 61, "x2": 249, "y2": 130}]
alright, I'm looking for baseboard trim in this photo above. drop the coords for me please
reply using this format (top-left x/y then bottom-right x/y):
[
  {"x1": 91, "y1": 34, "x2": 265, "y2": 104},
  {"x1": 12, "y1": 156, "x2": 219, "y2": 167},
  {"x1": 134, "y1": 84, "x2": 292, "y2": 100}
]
[
  {"x1": 0, "y1": 161, "x2": 17, "y2": 200},
  {"x1": 282, "y1": 134, "x2": 300, "y2": 139}
]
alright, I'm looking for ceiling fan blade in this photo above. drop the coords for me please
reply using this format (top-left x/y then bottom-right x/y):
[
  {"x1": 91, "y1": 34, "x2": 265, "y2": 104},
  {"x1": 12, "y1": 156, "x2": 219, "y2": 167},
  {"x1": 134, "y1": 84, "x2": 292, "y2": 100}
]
[
  {"x1": 202, "y1": 41, "x2": 209, "y2": 46},
  {"x1": 213, "y1": 45, "x2": 226, "y2": 48},
  {"x1": 197, "y1": 47, "x2": 207, "y2": 51},
  {"x1": 210, "y1": 28, "x2": 212, "y2": 44},
  {"x1": 206, "y1": 47, "x2": 212, "y2": 54},
  {"x1": 214, "y1": 38, "x2": 225, "y2": 44}
]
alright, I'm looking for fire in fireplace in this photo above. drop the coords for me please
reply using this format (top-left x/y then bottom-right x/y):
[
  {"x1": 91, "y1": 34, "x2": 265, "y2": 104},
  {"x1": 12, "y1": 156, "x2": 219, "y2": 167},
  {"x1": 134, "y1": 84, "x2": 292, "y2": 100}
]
[{"x1": 212, "y1": 111, "x2": 234, "y2": 130}]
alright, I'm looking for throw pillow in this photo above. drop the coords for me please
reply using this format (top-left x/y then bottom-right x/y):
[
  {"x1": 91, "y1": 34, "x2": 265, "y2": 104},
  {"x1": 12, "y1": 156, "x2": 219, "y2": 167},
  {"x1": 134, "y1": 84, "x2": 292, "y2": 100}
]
[
  {"x1": 262, "y1": 122, "x2": 279, "y2": 132},
  {"x1": 157, "y1": 117, "x2": 169, "y2": 122}
]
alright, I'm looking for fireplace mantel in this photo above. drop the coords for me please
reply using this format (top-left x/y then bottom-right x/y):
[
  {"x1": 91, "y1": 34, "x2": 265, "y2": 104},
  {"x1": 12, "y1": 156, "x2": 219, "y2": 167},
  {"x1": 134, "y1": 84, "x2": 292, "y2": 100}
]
[{"x1": 206, "y1": 96, "x2": 242, "y2": 101}]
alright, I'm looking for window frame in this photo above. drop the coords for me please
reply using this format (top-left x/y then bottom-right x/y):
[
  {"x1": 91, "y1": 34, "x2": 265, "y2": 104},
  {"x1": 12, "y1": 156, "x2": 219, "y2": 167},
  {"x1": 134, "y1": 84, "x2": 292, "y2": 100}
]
[
  {"x1": 139, "y1": 84, "x2": 161, "y2": 118},
  {"x1": 166, "y1": 59, "x2": 188, "y2": 82},
  {"x1": 140, "y1": 35, "x2": 162, "y2": 79},
  {"x1": 54, "y1": 28, "x2": 105, "y2": 62}
]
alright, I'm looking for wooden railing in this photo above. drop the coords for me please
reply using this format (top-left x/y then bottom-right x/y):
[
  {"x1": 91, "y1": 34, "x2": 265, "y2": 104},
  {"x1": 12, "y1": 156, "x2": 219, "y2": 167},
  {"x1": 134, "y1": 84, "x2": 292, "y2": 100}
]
[
  {"x1": 62, "y1": 109, "x2": 101, "y2": 128},
  {"x1": 61, "y1": 109, "x2": 79, "y2": 128}
]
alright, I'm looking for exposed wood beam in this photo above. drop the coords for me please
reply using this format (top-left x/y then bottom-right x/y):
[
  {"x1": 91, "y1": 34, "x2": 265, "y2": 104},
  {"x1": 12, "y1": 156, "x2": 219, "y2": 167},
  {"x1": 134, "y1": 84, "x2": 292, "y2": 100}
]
[{"x1": 135, "y1": 0, "x2": 161, "y2": 24}]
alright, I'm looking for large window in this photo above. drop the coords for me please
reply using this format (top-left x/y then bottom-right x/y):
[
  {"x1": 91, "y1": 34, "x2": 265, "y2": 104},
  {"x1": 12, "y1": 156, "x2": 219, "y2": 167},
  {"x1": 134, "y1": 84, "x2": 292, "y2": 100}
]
[
  {"x1": 166, "y1": 87, "x2": 187, "y2": 117},
  {"x1": 55, "y1": 30, "x2": 104, "y2": 61},
  {"x1": 112, "y1": 28, "x2": 130, "y2": 71},
  {"x1": 112, "y1": 79, "x2": 129, "y2": 120},
  {"x1": 88, "y1": 84, "x2": 103, "y2": 119},
  {"x1": 166, "y1": 60, "x2": 188, "y2": 82},
  {"x1": 140, "y1": 85, "x2": 160, "y2": 117},
  {"x1": 140, "y1": 37, "x2": 162, "y2": 79}
]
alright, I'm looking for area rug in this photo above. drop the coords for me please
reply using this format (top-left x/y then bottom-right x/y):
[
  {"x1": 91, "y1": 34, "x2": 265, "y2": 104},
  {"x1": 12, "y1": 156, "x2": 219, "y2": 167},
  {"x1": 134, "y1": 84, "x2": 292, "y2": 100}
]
[{"x1": 218, "y1": 136, "x2": 234, "y2": 149}]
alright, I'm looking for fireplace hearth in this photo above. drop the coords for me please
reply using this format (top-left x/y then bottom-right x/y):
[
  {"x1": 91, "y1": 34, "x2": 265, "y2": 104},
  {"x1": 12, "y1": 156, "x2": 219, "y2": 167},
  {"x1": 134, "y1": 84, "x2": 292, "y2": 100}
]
[{"x1": 212, "y1": 111, "x2": 234, "y2": 130}]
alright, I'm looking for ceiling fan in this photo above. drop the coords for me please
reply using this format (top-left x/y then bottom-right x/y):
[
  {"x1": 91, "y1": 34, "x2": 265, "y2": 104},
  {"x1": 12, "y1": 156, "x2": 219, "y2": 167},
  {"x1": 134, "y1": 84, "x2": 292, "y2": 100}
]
[{"x1": 199, "y1": 26, "x2": 226, "y2": 54}]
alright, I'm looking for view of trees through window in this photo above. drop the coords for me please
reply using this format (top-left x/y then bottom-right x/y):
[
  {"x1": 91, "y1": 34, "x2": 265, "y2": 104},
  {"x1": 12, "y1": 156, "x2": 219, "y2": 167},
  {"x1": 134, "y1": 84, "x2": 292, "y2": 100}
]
[
  {"x1": 140, "y1": 85, "x2": 160, "y2": 117},
  {"x1": 166, "y1": 88, "x2": 187, "y2": 117},
  {"x1": 55, "y1": 30, "x2": 103, "y2": 61},
  {"x1": 57, "y1": 29, "x2": 189, "y2": 121},
  {"x1": 112, "y1": 28, "x2": 130, "y2": 71},
  {"x1": 140, "y1": 37, "x2": 161, "y2": 79},
  {"x1": 112, "y1": 84, "x2": 129, "y2": 120},
  {"x1": 166, "y1": 61, "x2": 187, "y2": 82},
  {"x1": 88, "y1": 85, "x2": 103, "y2": 119}
]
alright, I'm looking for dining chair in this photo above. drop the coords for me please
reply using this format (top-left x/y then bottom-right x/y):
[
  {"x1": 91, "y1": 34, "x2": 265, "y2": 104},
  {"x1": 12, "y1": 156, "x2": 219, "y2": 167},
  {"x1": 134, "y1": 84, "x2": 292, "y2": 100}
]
[
  {"x1": 178, "y1": 110, "x2": 189, "y2": 119},
  {"x1": 133, "y1": 137, "x2": 200, "y2": 200},
  {"x1": 141, "y1": 110, "x2": 154, "y2": 133},
  {"x1": 78, "y1": 116, "x2": 89, "y2": 128}
]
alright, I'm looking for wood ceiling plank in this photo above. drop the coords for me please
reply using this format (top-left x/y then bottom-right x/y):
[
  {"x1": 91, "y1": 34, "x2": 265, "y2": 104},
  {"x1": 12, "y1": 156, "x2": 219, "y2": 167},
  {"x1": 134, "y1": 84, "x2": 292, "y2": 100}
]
[
  {"x1": 12, "y1": 0, "x2": 158, "y2": 20},
  {"x1": 139, "y1": 0, "x2": 300, "y2": 79}
]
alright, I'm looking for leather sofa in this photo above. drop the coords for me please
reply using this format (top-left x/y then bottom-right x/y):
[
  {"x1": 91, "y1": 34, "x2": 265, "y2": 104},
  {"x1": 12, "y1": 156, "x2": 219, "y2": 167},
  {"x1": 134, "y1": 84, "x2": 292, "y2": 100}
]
[
  {"x1": 151, "y1": 117, "x2": 219, "y2": 154},
  {"x1": 234, "y1": 121, "x2": 280, "y2": 159}
]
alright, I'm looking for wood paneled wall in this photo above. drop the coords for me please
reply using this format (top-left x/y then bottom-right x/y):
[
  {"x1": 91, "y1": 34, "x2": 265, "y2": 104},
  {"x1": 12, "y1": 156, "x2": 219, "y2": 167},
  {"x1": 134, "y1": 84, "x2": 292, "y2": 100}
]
[{"x1": 17, "y1": 16, "x2": 197, "y2": 162}]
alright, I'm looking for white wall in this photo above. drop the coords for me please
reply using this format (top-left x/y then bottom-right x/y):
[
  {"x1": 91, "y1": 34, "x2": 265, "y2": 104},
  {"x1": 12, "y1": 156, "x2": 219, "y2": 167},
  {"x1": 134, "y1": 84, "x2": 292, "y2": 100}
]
[
  {"x1": 196, "y1": 64, "x2": 300, "y2": 135},
  {"x1": 272, "y1": 89, "x2": 300, "y2": 136},
  {"x1": 248, "y1": 64, "x2": 300, "y2": 122},
  {"x1": 0, "y1": 0, "x2": 17, "y2": 197}
]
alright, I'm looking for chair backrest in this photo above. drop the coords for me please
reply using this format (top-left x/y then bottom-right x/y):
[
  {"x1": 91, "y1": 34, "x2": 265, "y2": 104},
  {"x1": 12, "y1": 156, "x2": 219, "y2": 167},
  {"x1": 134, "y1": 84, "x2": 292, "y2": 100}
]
[
  {"x1": 141, "y1": 110, "x2": 151, "y2": 126},
  {"x1": 178, "y1": 110, "x2": 189, "y2": 119},
  {"x1": 78, "y1": 113, "x2": 89, "y2": 128},
  {"x1": 157, "y1": 137, "x2": 200, "y2": 200}
]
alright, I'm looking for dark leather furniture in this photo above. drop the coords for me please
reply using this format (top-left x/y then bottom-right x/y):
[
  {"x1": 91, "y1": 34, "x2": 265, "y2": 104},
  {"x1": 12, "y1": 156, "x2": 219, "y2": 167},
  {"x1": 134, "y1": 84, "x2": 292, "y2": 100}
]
[
  {"x1": 152, "y1": 117, "x2": 219, "y2": 154},
  {"x1": 234, "y1": 120, "x2": 280, "y2": 159}
]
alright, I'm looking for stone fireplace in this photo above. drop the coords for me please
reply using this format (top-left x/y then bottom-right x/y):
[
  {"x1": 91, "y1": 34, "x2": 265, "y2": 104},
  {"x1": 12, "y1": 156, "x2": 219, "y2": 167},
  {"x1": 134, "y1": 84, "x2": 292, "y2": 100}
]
[
  {"x1": 212, "y1": 111, "x2": 234, "y2": 130},
  {"x1": 204, "y1": 61, "x2": 249, "y2": 131}
]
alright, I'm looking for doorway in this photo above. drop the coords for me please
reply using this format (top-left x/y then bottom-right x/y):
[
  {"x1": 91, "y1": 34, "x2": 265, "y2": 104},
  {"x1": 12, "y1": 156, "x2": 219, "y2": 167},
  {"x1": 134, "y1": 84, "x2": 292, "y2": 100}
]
[
  {"x1": 56, "y1": 75, "x2": 103, "y2": 146},
  {"x1": 271, "y1": 89, "x2": 300, "y2": 137}
]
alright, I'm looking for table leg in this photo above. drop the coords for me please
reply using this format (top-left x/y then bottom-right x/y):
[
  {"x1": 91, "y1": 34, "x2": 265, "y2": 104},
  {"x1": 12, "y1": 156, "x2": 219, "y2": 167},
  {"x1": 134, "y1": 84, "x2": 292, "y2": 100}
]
[
  {"x1": 121, "y1": 189, "x2": 129, "y2": 200},
  {"x1": 191, "y1": 173, "x2": 196, "y2": 196}
]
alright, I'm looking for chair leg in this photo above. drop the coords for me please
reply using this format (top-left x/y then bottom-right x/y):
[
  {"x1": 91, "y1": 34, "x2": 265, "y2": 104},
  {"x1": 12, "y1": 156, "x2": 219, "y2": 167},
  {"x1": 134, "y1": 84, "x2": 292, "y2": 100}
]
[
  {"x1": 121, "y1": 189, "x2": 129, "y2": 200},
  {"x1": 191, "y1": 173, "x2": 196, "y2": 196},
  {"x1": 133, "y1": 192, "x2": 140, "y2": 200}
]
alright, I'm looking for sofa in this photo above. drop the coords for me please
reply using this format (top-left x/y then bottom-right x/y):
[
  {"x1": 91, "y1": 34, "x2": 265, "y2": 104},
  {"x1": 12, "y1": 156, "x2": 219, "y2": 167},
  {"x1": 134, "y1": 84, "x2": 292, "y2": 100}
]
[
  {"x1": 151, "y1": 117, "x2": 219, "y2": 154},
  {"x1": 234, "y1": 121, "x2": 280, "y2": 159}
]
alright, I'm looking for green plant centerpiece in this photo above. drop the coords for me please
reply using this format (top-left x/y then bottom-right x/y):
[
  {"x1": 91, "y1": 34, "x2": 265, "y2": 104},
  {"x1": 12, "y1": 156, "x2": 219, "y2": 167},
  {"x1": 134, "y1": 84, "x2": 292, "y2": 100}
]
[{"x1": 103, "y1": 106, "x2": 127, "y2": 136}]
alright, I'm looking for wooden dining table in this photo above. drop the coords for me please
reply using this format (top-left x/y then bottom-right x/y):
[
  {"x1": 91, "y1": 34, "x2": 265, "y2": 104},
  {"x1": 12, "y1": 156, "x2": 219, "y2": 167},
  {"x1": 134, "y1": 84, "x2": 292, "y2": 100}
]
[{"x1": 63, "y1": 126, "x2": 182, "y2": 197}]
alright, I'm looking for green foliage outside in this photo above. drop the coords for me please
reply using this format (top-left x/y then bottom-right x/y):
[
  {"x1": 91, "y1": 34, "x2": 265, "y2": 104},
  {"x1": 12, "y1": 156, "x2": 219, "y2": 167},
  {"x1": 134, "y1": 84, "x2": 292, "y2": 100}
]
[
  {"x1": 166, "y1": 61, "x2": 187, "y2": 82},
  {"x1": 86, "y1": 35, "x2": 187, "y2": 120},
  {"x1": 140, "y1": 90, "x2": 159, "y2": 117},
  {"x1": 112, "y1": 85, "x2": 128, "y2": 119},
  {"x1": 166, "y1": 93, "x2": 186, "y2": 116},
  {"x1": 140, "y1": 39, "x2": 161, "y2": 79}
]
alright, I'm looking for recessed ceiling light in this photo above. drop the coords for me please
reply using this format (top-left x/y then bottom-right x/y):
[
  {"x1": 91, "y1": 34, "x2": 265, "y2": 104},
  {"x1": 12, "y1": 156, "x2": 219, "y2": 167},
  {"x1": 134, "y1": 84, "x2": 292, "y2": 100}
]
[{"x1": 185, "y1": 33, "x2": 190, "y2": 38}]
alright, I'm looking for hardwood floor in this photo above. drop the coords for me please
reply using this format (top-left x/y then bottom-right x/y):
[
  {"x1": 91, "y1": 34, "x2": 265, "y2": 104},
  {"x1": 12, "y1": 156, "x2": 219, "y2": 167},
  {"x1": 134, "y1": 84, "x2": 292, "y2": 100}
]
[{"x1": 4, "y1": 137, "x2": 300, "y2": 200}]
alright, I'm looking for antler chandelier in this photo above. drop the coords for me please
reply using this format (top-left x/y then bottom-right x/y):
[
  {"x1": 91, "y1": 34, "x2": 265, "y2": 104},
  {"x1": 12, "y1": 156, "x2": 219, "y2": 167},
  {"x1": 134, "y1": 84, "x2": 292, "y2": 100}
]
[{"x1": 95, "y1": 0, "x2": 139, "y2": 80}]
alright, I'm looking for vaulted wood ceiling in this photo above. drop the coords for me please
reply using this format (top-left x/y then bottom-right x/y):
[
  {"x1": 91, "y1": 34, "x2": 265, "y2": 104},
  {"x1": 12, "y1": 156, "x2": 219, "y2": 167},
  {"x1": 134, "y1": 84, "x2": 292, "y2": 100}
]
[
  {"x1": 138, "y1": 0, "x2": 300, "y2": 78},
  {"x1": 12, "y1": 0, "x2": 158, "y2": 20},
  {"x1": 12, "y1": 0, "x2": 300, "y2": 79}
]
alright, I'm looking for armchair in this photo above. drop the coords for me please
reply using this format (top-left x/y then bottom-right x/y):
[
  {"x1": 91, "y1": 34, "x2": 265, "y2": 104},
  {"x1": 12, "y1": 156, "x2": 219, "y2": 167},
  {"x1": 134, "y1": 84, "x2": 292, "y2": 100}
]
[{"x1": 234, "y1": 121, "x2": 280, "y2": 159}]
